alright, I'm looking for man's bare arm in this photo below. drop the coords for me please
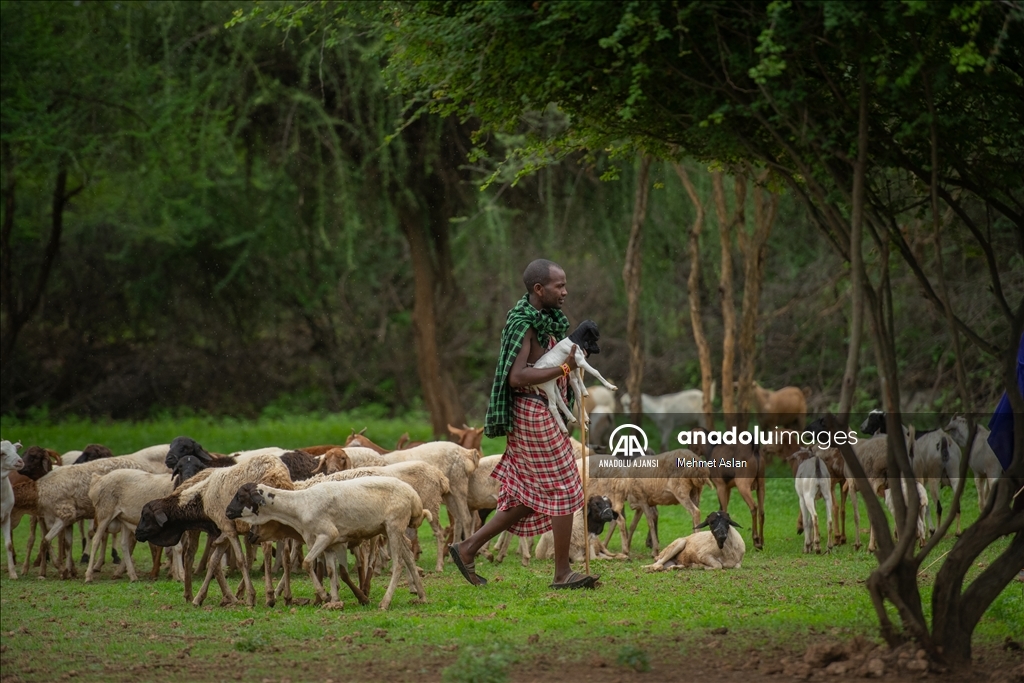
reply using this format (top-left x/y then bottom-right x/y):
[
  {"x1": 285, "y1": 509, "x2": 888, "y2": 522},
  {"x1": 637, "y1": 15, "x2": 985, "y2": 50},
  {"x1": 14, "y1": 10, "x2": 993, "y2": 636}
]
[{"x1": 508, "y1": 328, "x2": 578, "y2": 388}]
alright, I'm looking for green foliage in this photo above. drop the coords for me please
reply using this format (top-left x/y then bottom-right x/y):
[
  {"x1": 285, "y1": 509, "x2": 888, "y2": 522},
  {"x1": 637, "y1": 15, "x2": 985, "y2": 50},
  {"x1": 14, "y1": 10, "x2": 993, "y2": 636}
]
[
  {"x1": 616, "y1": 644, "x2": 651, "y2": 672},
  {"x1": 441, "y1": 643, "x2": 514, "y2": 683}
]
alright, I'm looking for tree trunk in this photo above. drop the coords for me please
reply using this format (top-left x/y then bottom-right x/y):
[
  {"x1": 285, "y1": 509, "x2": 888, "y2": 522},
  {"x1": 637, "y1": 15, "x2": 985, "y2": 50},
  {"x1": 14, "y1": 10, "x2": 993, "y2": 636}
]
[
  {"x1": 0, "y1": 161, "x2": 81, "y2": 389},
  {"x1": 736, "y1": 170, "x2": 777, "y2": 428},
  {"x1": 400, "y1": 212, "x2": 466, "y2": 436},
  {"x1": 838, "y1": 68, "x2": 868, "y2": 419},
  {"x1": 623, "y1": 154, "x2": 652, "y2": 423},
  {"x1": 674, "y1": 163, "x2": 714, "y2": 424},
  {"x1": 713, "y1": 172, "x2": 745, "y2": 427}
]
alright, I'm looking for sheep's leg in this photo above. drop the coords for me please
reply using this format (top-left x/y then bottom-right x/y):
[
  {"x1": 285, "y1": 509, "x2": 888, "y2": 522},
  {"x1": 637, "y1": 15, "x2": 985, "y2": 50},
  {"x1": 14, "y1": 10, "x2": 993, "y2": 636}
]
[
  {"x1": 227, "y1": 534, "x2": 255, "y2": 608},
  {"x1": 302, "y1": 533, "x2": 338, "y2": 604},
  {"x1": 148, "y1": 543, "x2": 162, "y2": 581},
  {"x1": 430, "y1": 508, "x2": 445, "y2": 572},
  {"x1": 323, "y1": 550, "x2": 341, "y2": 603},
  {"x1": 193, "y1": 543, "x2": 232, "y2": 607},
  {"x1": 119, "y1": 526, "x2": 140, "y2": 581},
  {"x1": 399, "y1": 531, "x2": 426, "y2": 604},
  {"x1": 182, "y1": 530, "x2": 201, "y2": 602},
  {"x1": 85, "y1": 514, "x2": 115, "y2": 582},
  {"x1": 800, "y1": 493, "x2": 814, "y2": 553},
  {"x1": 196, "y1": 533, "x2": 214, "y2": 572},
  {"x1": 379, "y1": 532, "x2": 408, "y2": 610},
  {"x1": 274, "y1": 542, "x2": 293, "y2": 605},
  {"x1": 22, "y1": 516, "x2": 37, "y2": 574},
  {"x1": 735, "y1": 484, "x2": 759, "y2": 549},
  {"x1": 191, "y1": 544, "x2": 221, "y2": 606},
  {"x1": 3, "y1": 515, "x2": 16, "y2": 579},
  {"x1": 649, "y1": 506, "x2": 661, "y2": 554},
  {"x1": 260, "y1": 542, "x2": 276, "y2": 607},
  {"x1": 517, "y1": 535, "x2": 532, "y2": 566},
  {"x1": 852, "y1": 487, "x2": 862, "y2": 551},
  {"x1": 822, "y1": 484, "x2": 835, "y2": 552},
  {"x1": 334, "y1": 546, "x2": 368, "y2": 605},
  {"x1": 62, "y1": 525, "x2": 77, "y2": 579},
  {"x1": 78, "y1": 519, "x2": 88, "y2": 564}
]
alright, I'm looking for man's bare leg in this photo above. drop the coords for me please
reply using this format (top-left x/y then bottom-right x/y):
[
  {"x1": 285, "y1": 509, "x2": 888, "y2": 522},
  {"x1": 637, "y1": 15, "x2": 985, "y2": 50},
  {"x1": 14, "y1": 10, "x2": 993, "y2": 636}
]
[
  {"x1": 458, "y1": 505, "x2": 532, "y2": 569},
  {"x1": 551, "y1": 513, "x2": 576, "y2": 584}
]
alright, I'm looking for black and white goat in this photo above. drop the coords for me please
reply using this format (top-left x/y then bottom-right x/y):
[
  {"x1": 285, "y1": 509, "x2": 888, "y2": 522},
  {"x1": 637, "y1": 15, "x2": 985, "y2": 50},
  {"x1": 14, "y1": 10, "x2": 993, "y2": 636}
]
[
  {"x1": 644, "y1": 510, "x2": 745, "y2": 570},
  {"x1": 533, "y1": 320, "x2": 618, "y2": 434}
]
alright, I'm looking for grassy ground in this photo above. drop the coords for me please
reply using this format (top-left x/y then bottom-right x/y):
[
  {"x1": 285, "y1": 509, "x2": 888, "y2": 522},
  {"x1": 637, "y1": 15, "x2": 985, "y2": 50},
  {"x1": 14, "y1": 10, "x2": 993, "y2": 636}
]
[{"x1": 0, "y1": 413, "x2": 1021, "y2": 683}]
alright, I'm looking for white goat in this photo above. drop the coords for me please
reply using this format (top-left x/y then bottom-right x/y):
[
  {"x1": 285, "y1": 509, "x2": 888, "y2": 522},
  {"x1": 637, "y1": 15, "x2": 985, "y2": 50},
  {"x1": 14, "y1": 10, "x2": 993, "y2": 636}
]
[
  {"x1": 945, "y1": 415, "x2": 1003, "y2": 510},
  {"x1": 910, "y1": 429, "x2": 961, "y2": 535},
  {"x1": 883, "y1": 478, "x2": 929, "y2": 549},
  {"x1": 2, "y1": 440, "x2": 26, "y2": 579},
  {"x1": 793, "y1": 454, "x2": 833, "y2": 554},
  {"x1": 620, "y1": 383, "x2": 715, "y2": 451},
  {"x1": 532, "y1": 323, "x2": 618, "y2": 435}
]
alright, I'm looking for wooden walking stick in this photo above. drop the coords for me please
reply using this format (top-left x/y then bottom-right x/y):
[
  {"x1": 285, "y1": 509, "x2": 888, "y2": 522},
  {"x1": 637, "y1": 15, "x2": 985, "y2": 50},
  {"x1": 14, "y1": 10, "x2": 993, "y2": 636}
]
[{"x1": 577, "y1": 380, "x2": 591, "y2": 577}]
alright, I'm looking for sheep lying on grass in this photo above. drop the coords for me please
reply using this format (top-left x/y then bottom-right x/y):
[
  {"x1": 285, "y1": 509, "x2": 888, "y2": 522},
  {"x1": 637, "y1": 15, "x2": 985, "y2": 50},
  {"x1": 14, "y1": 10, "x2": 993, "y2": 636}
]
[{"x1": 644, "y1": 510, "x2": 745, "y2": 571}]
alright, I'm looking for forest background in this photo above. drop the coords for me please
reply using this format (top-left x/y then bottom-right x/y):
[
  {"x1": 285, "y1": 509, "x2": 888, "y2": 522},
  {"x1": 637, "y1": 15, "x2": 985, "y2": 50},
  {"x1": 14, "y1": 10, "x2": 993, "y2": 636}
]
[{"x1": 1, "y1": 0, "x2": 1019, "y2": 433}]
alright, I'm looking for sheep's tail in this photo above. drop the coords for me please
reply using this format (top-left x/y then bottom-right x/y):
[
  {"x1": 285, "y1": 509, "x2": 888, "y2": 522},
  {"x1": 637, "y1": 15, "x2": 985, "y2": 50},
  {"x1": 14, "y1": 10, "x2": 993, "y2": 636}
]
[{"x1": 940, "y1": 436, "x2": 949, "y2": 465}]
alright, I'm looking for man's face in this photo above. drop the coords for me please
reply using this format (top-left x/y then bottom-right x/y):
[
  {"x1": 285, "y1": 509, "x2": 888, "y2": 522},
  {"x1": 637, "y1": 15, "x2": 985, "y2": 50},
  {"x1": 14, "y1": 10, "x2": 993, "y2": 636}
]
[{"x1": 534, "y1": 266, "x2": 567, "y2": 309}]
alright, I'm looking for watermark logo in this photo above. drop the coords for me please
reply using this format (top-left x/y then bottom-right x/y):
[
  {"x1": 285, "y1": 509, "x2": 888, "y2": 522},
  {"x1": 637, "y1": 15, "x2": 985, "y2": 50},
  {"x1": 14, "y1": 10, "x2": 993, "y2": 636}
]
[{"x1": 609, "y1": 423, "x2": 648, "y2": 458}]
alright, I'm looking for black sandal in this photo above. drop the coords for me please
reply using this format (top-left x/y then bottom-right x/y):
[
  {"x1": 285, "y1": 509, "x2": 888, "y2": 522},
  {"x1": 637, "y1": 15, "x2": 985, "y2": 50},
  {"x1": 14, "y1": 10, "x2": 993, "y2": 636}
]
[
  {"x1": 550, "y1": 571, "x2": 599, "y2": 590},
  {"x1": 449, "y1": 543, "x2": 487, "y2": 586}
]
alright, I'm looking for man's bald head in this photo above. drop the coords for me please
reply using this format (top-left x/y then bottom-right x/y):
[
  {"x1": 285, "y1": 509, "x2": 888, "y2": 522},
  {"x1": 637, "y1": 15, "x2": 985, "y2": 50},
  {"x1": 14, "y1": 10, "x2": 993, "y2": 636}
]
[{"x1": 523, "y1": 259, "x2": 561, "y2": 293}]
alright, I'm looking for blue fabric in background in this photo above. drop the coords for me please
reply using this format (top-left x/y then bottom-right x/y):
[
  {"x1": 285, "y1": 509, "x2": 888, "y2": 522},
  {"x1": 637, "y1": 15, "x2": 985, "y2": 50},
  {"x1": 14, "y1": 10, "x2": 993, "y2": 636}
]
[{"x1": 987, "y1": 332, "x2": 1024, "y2": 471}]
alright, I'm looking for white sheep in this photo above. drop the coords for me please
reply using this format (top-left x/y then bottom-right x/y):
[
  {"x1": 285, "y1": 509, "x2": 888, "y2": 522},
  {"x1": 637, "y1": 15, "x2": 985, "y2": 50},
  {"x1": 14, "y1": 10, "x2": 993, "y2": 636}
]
[
  {"x1": 945, "y1": 415, "x2": 1003, "y2": 510},
  {"x1": 644, "y1": 510, "x2": 745, "y2": 571},
  {"x1": 36, "y1": 457, "x2": 147, "y2": 579},
  {"x1": 229, "y1": 447, "x2": 288, "y2": 465},
  {"x1": 2, "y1": 440, "x2": 26, "y2": 579},
  {"x1": 620, "y1": 384, "x2": 715, "y2": 451},
  {"x1": 377, "y1": 442, "x2": 478, "y2": 544},
  {"x1": 84, "y1": 469, "x2": 176, "y2": 583},
  {"x1": 134, "y1": 454, "x2": 294, "y2": 607},
  {"x1": 793, "y1": 454, "x2": 833, "y2": 554},
  {"x1": 883, "y1": 478, "x2": 929, "y2": 550},
  {"x1": 909, "y1": 429, "x2": 961, "y2": 535},
  {"x1": 311, "y1": 460, "x2": 450, "y2": 572},
  {"x1": 226, "y1": 476, "x2": 428, "y2": 610}
]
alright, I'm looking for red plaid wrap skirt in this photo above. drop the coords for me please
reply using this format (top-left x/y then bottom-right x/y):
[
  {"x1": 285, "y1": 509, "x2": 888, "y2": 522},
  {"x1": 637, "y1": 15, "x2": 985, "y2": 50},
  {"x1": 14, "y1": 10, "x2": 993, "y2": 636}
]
[{"x1": 491, "y1": 391, "x2": 584, "y2": 537}]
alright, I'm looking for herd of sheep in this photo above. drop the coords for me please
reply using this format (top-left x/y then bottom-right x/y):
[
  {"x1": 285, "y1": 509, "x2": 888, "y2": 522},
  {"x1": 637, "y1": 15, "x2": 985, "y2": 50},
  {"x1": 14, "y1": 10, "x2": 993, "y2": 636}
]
[{"x1": 0, "y1": 402, "x2": 1007, "y2": 611}]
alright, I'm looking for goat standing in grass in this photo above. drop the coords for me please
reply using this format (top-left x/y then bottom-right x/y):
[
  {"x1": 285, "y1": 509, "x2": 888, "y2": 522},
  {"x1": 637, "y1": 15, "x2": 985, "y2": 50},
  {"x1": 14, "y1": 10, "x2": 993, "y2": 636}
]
[{"x1": 790, "y1": 450, "x2": 834, "y2": 554}]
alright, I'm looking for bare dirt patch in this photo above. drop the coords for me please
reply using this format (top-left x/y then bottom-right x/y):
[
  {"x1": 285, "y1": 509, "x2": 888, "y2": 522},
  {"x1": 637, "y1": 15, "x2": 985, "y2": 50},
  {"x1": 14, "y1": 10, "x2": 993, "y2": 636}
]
[{"x1": 2, "y1": 631, "x2": 1019, "y2": 683}]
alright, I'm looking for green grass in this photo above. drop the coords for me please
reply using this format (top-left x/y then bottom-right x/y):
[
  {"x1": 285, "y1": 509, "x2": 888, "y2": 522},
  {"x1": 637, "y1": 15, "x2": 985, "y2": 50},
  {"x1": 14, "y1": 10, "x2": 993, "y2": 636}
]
[{"x1": 0, "y1": 414, "x2": 1021, "y2": 682}]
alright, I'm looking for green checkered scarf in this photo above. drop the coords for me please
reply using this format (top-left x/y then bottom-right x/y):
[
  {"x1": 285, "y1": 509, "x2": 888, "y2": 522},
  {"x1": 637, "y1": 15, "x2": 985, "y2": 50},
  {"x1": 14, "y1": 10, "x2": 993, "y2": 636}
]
[{"x1": 484, "y1": 294, "x2": 571, "y2": 438}]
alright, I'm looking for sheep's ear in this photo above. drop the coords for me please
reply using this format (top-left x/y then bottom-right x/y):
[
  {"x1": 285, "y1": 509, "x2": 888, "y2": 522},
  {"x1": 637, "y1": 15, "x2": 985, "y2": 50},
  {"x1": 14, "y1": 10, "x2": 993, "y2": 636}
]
[
  {"x1": 696, "y1": 520, "x2": 710, "y2": 529},
  {"x1": 154, "y1": 510, "x2": 169, "y2": 527},
  {"x1": 728, "y1": 519, "x2": 743, "y2": 529}
]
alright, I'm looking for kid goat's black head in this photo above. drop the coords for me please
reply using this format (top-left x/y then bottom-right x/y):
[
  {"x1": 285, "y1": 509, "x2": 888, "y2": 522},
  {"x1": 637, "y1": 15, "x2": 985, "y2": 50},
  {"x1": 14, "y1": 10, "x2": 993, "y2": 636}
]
[{"x1": 568, "y1": 320, "x2": 601, "y2": 356}]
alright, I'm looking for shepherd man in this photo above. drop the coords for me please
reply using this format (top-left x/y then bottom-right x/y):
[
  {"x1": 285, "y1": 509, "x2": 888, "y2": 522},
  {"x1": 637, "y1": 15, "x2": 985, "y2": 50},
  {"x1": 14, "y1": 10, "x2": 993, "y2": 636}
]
[{"x1": 449, "y1": 258, "x2": 599, "y2": 589}]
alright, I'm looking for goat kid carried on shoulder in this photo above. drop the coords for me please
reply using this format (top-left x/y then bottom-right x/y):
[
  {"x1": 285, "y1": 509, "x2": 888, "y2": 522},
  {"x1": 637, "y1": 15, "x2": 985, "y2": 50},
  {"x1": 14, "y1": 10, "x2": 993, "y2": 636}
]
[{"x1": 532, "y1": 320, "x2": 617, "y2": 434}]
